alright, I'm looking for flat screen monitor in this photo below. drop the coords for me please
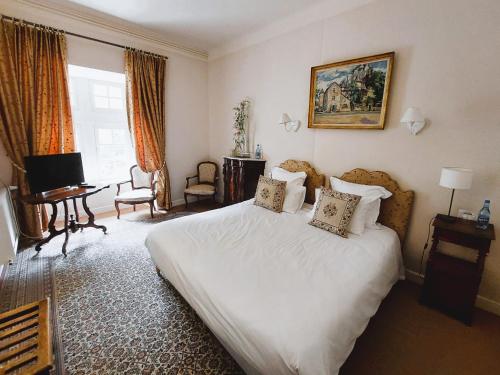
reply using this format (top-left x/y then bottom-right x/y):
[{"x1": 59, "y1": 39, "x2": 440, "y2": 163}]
[{"x1": 24, "y1": 153, "x2": 85, "y2": 194}]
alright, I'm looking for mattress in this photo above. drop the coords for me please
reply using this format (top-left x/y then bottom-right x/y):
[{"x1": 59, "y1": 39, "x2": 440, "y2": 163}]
[{"x1": 145, "y1": 200, "x2": 404, "y2": 374}]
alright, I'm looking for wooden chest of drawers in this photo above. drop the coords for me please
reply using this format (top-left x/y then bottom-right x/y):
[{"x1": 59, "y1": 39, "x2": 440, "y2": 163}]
[{"x1": 223, "y1": 157, "x2": 266, "y2": 205}]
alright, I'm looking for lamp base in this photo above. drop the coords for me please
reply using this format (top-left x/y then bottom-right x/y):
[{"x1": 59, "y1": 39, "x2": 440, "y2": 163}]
[{"x1": 441, "y1": 215, "x2": 457, "y2": 223}]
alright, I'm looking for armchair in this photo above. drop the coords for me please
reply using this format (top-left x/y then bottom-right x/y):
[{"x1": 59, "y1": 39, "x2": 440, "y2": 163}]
[
  {"x1": 114, "y1": 165, "x2": 157, "y2": 219},
  {"x1": 184, "y1": 161, "x2": 218, "y2": 208}
]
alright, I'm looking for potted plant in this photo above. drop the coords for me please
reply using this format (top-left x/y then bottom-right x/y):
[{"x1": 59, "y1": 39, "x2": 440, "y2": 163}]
[{"x1": 232, "y1": 98, "x2": 250, "y2": 157}]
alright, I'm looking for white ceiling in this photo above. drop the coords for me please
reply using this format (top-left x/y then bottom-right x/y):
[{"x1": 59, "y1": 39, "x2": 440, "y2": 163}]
[{"x1": 65, "y1": 0, "x2": 328, "y2": 52}]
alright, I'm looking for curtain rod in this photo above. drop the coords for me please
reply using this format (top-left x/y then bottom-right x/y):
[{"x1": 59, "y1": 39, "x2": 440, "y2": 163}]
[{"x1": 0, "y1": 14, "x2": 168, "y2": 60}]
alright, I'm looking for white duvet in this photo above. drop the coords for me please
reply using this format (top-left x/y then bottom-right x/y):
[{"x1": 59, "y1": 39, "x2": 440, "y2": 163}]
[{"x1": 145, "y1": 200, "x2": 404, "y2": 375}]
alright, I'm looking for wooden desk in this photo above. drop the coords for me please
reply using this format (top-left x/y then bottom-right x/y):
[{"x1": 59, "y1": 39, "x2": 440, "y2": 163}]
[
  {"x1": 22, "y1": 185, "x2": 109, "y2": 256},
  {"x1": 421, "y1": 214, "x2": 495, "y2": 324}
]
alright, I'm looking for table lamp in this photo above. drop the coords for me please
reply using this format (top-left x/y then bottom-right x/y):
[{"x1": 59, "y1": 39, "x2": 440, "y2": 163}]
[{"x1": 439, "y1": 167, "x2": 473, "y2": 222}]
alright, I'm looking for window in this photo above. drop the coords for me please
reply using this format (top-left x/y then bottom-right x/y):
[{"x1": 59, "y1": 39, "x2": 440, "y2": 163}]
[
  {"x1": 92, "y1": 83, "x2": 124, "y2": 110},
  {"x1": 68, "y1": 65, "x2": 135, "y2": 183}
]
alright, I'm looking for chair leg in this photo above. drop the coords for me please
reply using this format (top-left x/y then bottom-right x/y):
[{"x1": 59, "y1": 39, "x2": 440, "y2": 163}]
[
  {"x1": 133, "y1": 204, "x2": 136, "y2": 212},
  {"x1": 115, "y1": 201, "x2": 120, "y2": 219},
  {"x1": 149, "y1": 201, "x2": 154, "y2": 219},
  {"x1": 184, "y1": 193, "x2": 188, "y2": 208}
]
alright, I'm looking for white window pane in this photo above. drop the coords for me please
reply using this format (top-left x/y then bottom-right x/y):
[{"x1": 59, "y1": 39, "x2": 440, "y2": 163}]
[
  {"x1": 112, "y1": 129, "x2": 129, "y2": 145},
  {"x1": 94, "y1": 96, "x2": 109, "y2": 108},
  {"x1": 109, "y1": 98, "x2": 123, "y2": 110},
  {"x1": 93, "y1": 84, "x2": 107, "y2": 96},
  {"x1": 97, "y1": 129, "x2": 113, "y2": 145},
  {"x1": 108, "y1": 86, "x2": 122, "y2": 98},
  {"x1": 68, "y1": 64, "x2": 132, "y2": 183}
]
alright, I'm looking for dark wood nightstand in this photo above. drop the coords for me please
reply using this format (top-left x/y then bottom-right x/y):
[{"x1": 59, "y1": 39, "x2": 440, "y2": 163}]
[{"x1": 421, "y1": 214, "x2": 495, "y2": 325}]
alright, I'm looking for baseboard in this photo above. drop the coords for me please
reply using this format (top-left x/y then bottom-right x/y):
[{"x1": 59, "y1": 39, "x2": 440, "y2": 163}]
[
  {"x1": 405, "y1": 269, "x2": 424, "y2": 285},
  {"x1": 405, "y1": 269, "x2": 500, "y2": 316},
  {"x1": 54, "y1": 203, "x2": 117, "y2": 219},
  {"x1": 171, "y1": 196, "x2": 197, "y2": 208},
  {"x1": 54, "y1": 195, "x2": 214, "y2": 219}
]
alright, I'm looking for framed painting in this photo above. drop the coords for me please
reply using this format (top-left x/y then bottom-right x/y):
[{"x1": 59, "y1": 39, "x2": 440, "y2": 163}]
[{"x1": 308, "y1": 52, "x2": 394, "y2": 129}]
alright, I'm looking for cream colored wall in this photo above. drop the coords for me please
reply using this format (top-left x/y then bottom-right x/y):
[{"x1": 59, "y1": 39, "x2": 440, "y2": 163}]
[
  {"x1": 0, "y1": 1, "x2": 209, "y2": 211},
  {"x1": 209, "y1": 0, "x2": 500, "y2": 306}
]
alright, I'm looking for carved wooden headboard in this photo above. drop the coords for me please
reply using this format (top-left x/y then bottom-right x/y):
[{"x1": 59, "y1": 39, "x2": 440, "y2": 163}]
[
  {"x1": 279, "y1": 160, "x2": 325, "y2": 204},
  {"x1": 340, "y1": 169, "x2": 414, "y2": 244},
  {"x1": 278, "y1": 161, "x2": 414, "y2": 245}
]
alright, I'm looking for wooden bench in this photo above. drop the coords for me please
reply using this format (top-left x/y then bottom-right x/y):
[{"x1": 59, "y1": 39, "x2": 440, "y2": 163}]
[{"x1": 0, "y1": 299, "x2": 52, "y2": 375}]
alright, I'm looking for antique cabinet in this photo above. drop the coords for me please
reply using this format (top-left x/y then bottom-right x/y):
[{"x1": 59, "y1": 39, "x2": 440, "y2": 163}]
[{"x1": 223, "y1": 157, "x2": 266, "y2": 205}]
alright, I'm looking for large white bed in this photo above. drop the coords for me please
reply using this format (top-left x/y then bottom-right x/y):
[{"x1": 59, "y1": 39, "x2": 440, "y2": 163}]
[{"x1": 145, "y1": 161, "x2": 414, "y2": 375}]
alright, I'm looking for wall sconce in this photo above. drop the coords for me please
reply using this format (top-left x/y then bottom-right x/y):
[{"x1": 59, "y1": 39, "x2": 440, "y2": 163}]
[
  {"x1": 400, "y1": 107, "x2": 425, "y2": 135},
  {"x1": 278, "y1": 113, "x2": 300, "y2": 132}
]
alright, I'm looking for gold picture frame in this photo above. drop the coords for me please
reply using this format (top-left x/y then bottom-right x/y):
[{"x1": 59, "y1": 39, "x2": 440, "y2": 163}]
[{"x1": 308, "y1": 52, "x2": 394, "y2": 129}]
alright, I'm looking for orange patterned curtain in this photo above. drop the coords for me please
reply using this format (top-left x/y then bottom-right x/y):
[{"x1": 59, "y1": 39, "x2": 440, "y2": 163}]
[
  {"x1": 0, "y1": 18, "x2": 75, "y2": 238},
  {"x1": 124, "y1": 49, "x2": 171, "y2": 209}
]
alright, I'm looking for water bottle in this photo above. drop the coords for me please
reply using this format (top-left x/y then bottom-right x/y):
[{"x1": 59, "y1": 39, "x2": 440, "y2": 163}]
[
  {"x1": 255, "y1": 144, "x2": 262, "y2": 159},
  {"x1": 476, "y1": 200, "x2": 491, "y2": 230}
]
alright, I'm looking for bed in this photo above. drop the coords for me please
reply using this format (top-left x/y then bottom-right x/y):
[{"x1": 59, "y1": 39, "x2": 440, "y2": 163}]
[{"x1": 145, "y1": 160, "x2": 414, "y2": 374}]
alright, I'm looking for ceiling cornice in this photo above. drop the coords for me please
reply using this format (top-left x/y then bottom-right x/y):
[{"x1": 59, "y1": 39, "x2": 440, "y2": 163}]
[
  {"x1": 209, "y1": 0, "x2": 374, "y2": 61},
  {"x1": 9, "y1": 0, "x2": 208, "y2": 61}
]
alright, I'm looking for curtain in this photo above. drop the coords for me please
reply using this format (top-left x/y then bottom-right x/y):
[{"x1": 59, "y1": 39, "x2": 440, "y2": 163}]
[
  {"x1": 124, "y1": 49, "x2": 171, "y2": 209},
  {"x1": 0, "y1": 18, "x2": 75, "y2": 238}
]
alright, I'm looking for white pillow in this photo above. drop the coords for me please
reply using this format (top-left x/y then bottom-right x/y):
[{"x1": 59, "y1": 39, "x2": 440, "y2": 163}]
[
  {"x1": 282, "y1": 185, "x2": 307, "y2": 214},
  {"x1": 270, "y1": 167, "x2": 307, "y2": 213},
  {"x1": 330, "y1": 177, "x2": 392, "y2": 233},
  {"x1": 306, "y1": 188, "x2": 322, "y2": 219},
  {"x1": 348, "y1": 196, "x2": 380, "y2": 234},
  {"x1": 330, "y1": 177, "x2": 392, "y2": 199},
  {"x1": 270, "y1": 167, "x2": 307, "y2": 186}
]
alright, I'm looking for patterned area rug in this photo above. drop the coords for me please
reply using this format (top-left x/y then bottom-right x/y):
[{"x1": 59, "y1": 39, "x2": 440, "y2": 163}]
[{"x1": 0, "y1": 210, "x2": 243, "y2": 374}]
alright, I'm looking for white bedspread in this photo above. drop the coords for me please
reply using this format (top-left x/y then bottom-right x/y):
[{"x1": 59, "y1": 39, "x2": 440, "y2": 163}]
[{"x1": 145, "y1": 200, "x2": 404, "y2": 375}]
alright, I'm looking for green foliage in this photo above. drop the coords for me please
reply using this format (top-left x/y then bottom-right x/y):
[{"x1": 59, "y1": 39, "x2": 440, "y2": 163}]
[
  {"x1": 232, "y1": 98, "x2": 250, "y2": 153},
  {"x1": 365, "y1": 70, "x2": 386, "y2": 103}
]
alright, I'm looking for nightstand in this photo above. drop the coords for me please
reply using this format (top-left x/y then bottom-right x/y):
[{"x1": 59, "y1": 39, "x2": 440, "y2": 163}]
[{"x1": 421, "y1": 214, "x2": 495, "y2": 325}]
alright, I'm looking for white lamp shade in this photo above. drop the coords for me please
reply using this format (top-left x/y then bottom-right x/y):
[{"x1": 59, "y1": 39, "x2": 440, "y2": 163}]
[
  {"x1": 439, "y1": 167, "x2": 473, "y2": 190},
  {"x1": 400, "y1": 107, "x2": 424, "y2": 123}
]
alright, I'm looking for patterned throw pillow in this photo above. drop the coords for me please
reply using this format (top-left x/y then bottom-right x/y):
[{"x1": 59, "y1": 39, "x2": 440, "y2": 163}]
[
  {"x1": 309, "y1": 187, "x2": 361, "y2": 237},
  {"x1": 254, "y1": 175, "x2": 287, "y2": 212}
]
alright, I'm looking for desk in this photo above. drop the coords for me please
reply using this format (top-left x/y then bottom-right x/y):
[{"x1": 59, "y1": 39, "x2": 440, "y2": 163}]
[{"x1": 22, "y1": 185, "x2": 109, "y2": 256}]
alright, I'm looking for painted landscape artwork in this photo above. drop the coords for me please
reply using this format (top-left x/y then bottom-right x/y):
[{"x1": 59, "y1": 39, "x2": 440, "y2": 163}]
[{"x1": 308, "y1": 52, "x2": 394, "y2": 129}]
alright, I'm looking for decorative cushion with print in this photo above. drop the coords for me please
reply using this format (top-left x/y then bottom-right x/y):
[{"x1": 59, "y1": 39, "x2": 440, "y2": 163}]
[
  {"x1": 254, "y1": 175, "x2": 287, "y2": 213},
  {"x1": 309, "y1": 187, "x2": 361, "y2": 237}
]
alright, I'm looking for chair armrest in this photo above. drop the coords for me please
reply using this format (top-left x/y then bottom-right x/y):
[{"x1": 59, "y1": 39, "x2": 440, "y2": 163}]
[
  {"x1": 185, "y1": 175, "x2": 198, "y2": 188},
  {"x1": 116, "y1": 180, "x2": 132, "y2": 195}
]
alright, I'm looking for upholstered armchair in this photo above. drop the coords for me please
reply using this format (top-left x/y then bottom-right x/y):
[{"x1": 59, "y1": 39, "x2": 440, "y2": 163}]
[
  {"x1": 184, "y1": 161, "x2": 218, "y2": 207},
  {"x1": 115, "y1": 165, "x2": 157, "y2": 219}
]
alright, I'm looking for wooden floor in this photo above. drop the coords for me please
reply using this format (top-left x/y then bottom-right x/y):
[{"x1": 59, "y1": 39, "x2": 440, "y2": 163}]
[{"x1": 98, "y1": 201, "x2": 500, "y2": 374}]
